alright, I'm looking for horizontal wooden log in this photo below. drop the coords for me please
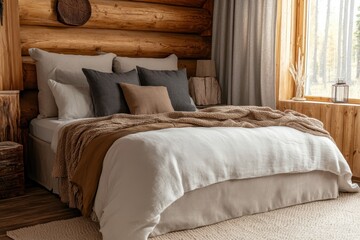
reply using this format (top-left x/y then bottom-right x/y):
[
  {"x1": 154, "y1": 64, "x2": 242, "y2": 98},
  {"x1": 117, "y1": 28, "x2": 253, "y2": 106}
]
[
  {"x1": 22, "y1": 57, "x2": 37, "y2": 90},
  {"x1": 20, "y1": 26, "x2": 211, "y2": 59},
  {"x1": 127, "y1": 0, "x2": 206, "y2": 7},
  {"x1": 22, "y1": 56, "x2": 197, "y2": 90},
  {"x1": 19, "y1": 0, "x2": 211, "y2": 34}
]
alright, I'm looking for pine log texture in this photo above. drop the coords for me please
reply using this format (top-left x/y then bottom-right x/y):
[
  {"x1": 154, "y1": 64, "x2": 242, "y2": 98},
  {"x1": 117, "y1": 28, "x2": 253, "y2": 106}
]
[
  {"x1": 0, "y1": 91, "x2": 20, "y2": 142},
  {"x1": 0, "y1": 0, "x2": 23, "y2": 90},
  {"x1": 189, "y1": 77, "x2": 221, "y2": 106},
  {"x1": 20, "y1": 26, "x2": 211, "y2": 59},
  {"x1": 127, "y1": 0, "x2": 207, "y2": 7},
  {"x1": 19, "y1": 0, "x2": 211, "y2": 33},
  {"x1": 201, "y1": 0, "x2": 213, "y2": 36},
  {"x1": 0, "y1": 142, "x2": 24, "y2": 199},
  {"x1": 278, "y1": 100, "x2": 360, "y2": 178}
]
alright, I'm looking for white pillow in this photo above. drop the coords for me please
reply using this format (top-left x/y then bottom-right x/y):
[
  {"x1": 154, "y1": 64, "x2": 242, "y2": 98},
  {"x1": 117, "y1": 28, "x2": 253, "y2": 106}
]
[
  {"x1": 29, "y1": 48, "x2": 115, "y2": 118},
  {"x1": 47, "y1": 79, "x2": 94, "y2": 120},
  {"x1": 113, "y1": 54, "x2": 178, "y2": 73}
]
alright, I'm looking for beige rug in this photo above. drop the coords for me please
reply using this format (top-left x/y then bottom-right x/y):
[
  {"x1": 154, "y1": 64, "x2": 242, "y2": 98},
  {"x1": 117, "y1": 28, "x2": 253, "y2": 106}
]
[{"x1": 7, "y1": 193, "x2": 360, "y2": 240}]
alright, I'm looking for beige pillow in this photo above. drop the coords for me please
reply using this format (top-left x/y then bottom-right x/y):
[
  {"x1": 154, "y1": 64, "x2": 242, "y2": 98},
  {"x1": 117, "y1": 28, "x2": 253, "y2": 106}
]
[
  {"x1": 113, "y1": 54, "x2": 178, "y2": 73},
  {"x1": 119, "y1": 83, "x2": 174, "y2": 115},
  {"x1": 29, "y1": 48, "x2": 115, "y2": 118}
]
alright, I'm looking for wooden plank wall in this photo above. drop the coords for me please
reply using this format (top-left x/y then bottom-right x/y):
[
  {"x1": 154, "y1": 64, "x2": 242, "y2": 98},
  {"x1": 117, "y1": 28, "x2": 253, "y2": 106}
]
[
  {"x1": 18, "y1": 0, "x2": 213, "y2": 124},
  {"x1": 278, "y1": 100, "x2": 360, "y2": 178},
  {"x1": 0, "y1": 0, "x2": 23, "y2": 90}
]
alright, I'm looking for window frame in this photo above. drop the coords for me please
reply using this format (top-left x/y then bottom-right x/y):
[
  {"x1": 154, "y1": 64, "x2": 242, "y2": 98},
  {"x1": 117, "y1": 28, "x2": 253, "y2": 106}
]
[{"x1": 277, "y1": 0, "x2": 360, "y2": 104}]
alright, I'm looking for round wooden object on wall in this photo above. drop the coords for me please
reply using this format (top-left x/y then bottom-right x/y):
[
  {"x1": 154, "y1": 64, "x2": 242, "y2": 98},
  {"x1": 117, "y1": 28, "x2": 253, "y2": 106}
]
[{"x1": 56, "y1": 0, "x2": 91, "y2": 26}]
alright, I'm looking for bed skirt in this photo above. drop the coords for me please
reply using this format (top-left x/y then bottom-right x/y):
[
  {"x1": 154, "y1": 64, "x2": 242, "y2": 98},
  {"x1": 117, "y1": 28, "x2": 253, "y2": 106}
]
[
  {"x1": 28, "y1": 134, "x2": 60, "y2": 194},
  {"x1": 152, "y1": 170, "x2": 338, "y2": 236}
]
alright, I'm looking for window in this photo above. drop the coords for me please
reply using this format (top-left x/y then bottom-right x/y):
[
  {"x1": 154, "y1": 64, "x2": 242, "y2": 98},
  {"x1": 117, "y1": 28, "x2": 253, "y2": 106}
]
[{"x1": 305, "y1": 0, "x2": 360, "y2": 99}]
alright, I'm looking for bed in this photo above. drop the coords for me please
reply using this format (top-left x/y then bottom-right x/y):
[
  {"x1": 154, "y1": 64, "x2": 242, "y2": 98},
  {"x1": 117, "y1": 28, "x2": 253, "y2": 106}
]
[
  {"x1": 28, "y1": 105, "x2": 359, "y2": 240},
  {"x1": 23, "y1": 48, "x2": 360, "y2": 240}
]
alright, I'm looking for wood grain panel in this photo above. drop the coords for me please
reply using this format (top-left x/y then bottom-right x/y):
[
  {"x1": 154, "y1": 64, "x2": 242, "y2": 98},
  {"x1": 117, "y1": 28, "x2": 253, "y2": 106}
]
[
  {"x1": 0, "y1": 91, "x2": 20, "y2": 142},
  {"x1": 0, "y1": 0, "x2": 23, "y2": 90},
  {"x1": 343, "y1": 106, "x2": 356, "y2": 167},
  {"x1": 278, "y1": 100, "x2": 360, "y2": 178},
  {"x1": 20, "y1": 26, "x2": 211, "y2": 59},
  {"x1": 127, "y1": 0, "x2": 207, "y2": 7},
  {"x1": 353, "y1": 108, "x2": 360, "y2": 178},
  {"x1": 19, "y1": 0, "x2": 211, "y2": 33}
]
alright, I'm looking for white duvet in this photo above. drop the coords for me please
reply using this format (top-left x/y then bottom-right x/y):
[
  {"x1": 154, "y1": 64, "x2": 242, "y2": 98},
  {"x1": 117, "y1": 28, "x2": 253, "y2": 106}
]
[{"x1": 85, "y1": 126, "x2": 359, "y2": 240}]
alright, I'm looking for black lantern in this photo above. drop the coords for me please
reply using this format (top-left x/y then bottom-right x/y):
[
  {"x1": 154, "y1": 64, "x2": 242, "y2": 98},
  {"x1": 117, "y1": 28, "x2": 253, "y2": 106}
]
[{"x1": 331, "y1": 78, "x2": 349, "y2": 103}]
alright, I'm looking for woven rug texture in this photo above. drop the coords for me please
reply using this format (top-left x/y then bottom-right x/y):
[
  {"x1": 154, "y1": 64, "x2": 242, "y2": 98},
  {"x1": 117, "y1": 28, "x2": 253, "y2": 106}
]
[{"x1": 7, "y1": 193, "x2": 360, "y2": 240}]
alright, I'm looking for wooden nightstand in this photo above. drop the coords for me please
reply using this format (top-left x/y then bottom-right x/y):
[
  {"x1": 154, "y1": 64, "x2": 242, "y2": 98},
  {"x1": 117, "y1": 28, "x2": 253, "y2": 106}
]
[
  {"x1": 189, "y1": 77, "x2": 221, "y2": 106},
  {"x1": 0, "y1": 91, "x2": 20, "y2": 142},
  {"x1": 0, "y1": 142, "x2": 24, "y2": 199}
]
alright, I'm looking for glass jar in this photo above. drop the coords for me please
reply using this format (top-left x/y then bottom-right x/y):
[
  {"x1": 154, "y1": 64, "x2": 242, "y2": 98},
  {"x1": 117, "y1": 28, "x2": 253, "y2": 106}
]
[{"x1": 331, "y1": 78, "x2": 349, "y2": 103}]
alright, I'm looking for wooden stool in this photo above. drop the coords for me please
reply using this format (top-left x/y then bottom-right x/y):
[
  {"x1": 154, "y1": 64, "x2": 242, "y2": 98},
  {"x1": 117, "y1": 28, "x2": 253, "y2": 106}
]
[{"x1": 0, "y1": 141, "x2": 24, "y2": 199}]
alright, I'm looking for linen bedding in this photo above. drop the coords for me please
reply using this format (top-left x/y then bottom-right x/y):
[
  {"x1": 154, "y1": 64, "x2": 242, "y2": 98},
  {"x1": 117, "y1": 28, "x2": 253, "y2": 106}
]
[{"x1": 52, "y1": 106, "x2": 359, "y2": 240}]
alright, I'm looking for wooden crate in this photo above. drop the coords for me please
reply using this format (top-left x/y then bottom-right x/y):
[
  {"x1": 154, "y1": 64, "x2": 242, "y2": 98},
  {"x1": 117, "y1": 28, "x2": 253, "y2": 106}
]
[{"x1": 0, "y1": 141, "x2": 24, "y2": 199}]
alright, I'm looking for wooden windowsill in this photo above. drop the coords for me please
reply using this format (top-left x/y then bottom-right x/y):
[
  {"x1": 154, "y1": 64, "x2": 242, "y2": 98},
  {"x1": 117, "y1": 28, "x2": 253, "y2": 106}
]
[
  {"x1": 304, "y1": 96, "x2": 360, "y2": 105},
  {"x1": 280, "y1": 99, "x2": 360, "y2": 107}
]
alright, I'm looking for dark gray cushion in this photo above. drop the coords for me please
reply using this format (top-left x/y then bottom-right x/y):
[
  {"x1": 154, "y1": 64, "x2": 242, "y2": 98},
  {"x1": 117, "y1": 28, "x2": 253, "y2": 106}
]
[
  {"x1": 82, "y1": 68, "x2": 140, "y2": 116},
  {"x1": 136, "y1": 67, "x2": 196, "y2": 111}
]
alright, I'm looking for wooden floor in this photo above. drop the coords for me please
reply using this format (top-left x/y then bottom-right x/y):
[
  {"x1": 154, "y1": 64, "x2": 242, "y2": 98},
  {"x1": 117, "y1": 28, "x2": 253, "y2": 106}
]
[{"x1": 0, "y1": 183, "x2": 80, "y2": 240}]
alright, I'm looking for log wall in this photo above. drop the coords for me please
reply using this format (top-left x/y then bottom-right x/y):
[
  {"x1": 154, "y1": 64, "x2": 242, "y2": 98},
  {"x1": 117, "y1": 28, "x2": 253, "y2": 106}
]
[
  {"x1": 278, "y1": 100, "x2": 360, "y2": 178},
  {"x1": 18, "y1": 0, "x2": 213, "y2": 124}
]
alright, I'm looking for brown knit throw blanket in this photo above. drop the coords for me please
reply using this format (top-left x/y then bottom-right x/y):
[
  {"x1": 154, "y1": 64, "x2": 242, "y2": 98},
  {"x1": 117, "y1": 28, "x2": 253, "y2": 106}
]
[{"x1": 52, "y1": 106, "x2": 331, "y2": 215}]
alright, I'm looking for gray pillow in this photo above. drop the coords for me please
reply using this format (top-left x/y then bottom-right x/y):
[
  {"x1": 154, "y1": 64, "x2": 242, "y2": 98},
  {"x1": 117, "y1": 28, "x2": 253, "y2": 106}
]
[
  {"x1": 136, "y1": 67, "x2": 196, "y2": 112},
  {"x1": 82, "y1": 68, "x2": 140, "y2": 116}
]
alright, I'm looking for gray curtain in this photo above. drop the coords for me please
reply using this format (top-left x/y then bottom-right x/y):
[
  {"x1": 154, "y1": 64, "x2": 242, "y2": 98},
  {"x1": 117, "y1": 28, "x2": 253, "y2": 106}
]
[{"x1": 212, "y1": 0, "x2": 277, "y2": 108}]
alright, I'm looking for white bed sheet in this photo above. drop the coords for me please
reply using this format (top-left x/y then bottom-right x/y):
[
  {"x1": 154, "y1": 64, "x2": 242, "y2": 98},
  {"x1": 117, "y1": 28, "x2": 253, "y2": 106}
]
[
  {"x1": 30, "y1": 118, "x2": 64, "y2": 143},
  {"x1": 30, "y1": 118, "x2": 86, "y2": 146}
]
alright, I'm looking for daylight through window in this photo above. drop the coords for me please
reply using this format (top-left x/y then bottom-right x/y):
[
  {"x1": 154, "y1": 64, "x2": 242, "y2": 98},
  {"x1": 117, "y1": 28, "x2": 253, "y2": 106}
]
[{"x1": 305, "y1": 0, "x2": 360, "y2": 99}]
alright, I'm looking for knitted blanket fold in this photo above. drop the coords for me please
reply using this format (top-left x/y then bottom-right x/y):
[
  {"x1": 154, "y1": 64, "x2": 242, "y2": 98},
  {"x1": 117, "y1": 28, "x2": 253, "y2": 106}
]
[{"x1": 52, "y1": 106, "x2": 330, "y2": 215}]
